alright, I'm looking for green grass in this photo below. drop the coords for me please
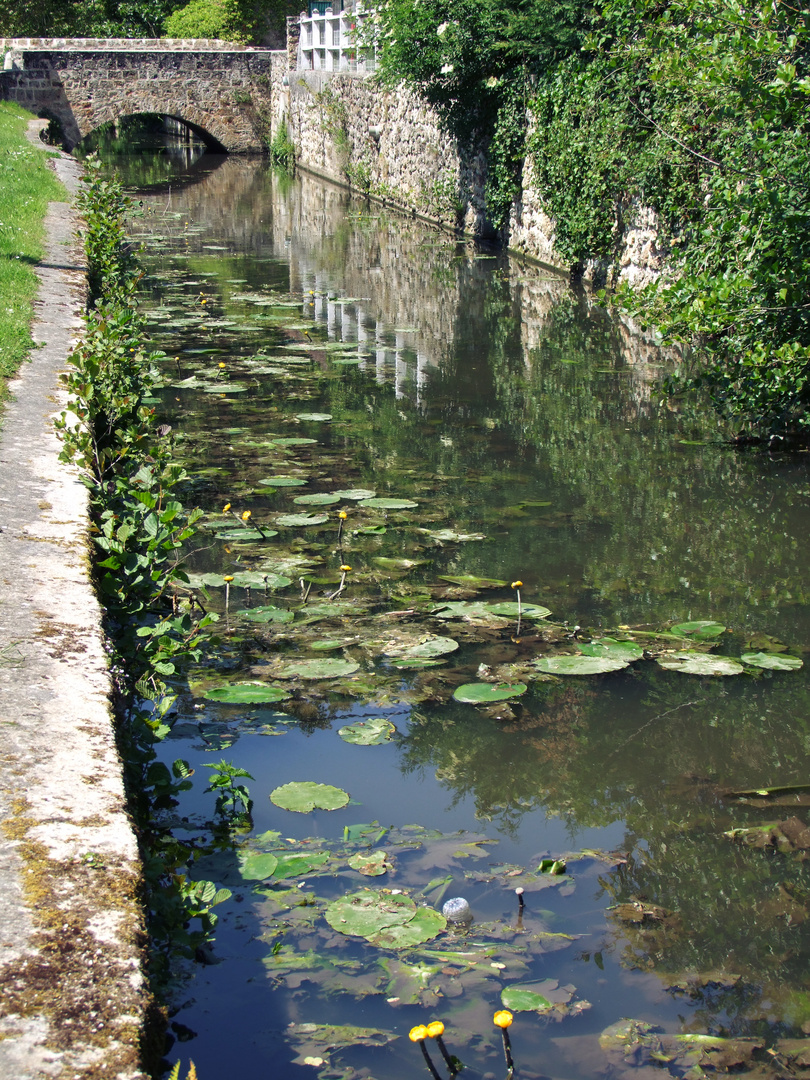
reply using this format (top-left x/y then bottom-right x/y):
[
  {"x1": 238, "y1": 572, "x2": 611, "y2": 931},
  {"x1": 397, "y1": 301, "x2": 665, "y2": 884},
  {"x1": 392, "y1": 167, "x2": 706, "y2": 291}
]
[{"x1": 0, "y1": 102, "x2": 68, "y2": 409}]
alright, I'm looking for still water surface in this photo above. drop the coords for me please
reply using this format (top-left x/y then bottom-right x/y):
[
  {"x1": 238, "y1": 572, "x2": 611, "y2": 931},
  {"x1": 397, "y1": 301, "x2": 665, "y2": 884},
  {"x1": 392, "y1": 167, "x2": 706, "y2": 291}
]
[{"x1": 114, "y1": 149, "x2": 810, "y2": 1079}]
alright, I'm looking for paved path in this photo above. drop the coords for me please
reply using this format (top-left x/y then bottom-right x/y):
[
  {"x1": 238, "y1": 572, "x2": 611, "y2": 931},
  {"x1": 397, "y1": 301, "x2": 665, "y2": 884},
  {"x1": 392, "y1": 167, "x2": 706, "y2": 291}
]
[{"x1": 0, "y1": 124, "x2": 149, "y2": 1079}]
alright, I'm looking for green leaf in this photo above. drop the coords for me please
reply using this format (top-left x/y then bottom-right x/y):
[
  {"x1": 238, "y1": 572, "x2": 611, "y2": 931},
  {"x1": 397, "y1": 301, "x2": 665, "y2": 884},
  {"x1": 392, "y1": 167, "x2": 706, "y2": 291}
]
[
  {"x1": 276, "y1": 658, "x2": 361, "y2": 679},
  {"x1": 203, "y1": 682, "x2": 291, "y2": 703},
  {"x1": 532, "y1": 655, "x2": 629, "y2": 675},
  {"x1": 241, "y1": 605, "x2": 295, "y2": 623},
  {"x1": 276, "y1": 513, "x2": 329, "y2": 526},
  {"x1": 338, "y1": 718, "x2": 397, "y2": 744},
  {"x1": 453, "y1": 682, "x2": 528, "y2": 703},
  {"x1": 579, "y1": 637, "x2": 644, "y2": 662},
  {"x1": 670, "y1": 620, "x2": 727, "y2": 639},
  {"x1": 259, "y1": 476, "x2": 307, "y2": 487},
  {"x1": 359, "y1": 497, "x2": 419, "y2": 509},
  {"x1": 296, "y1": 412, "x2": 332, "y2": 421},
  {"x1": 331, "y1": 488, "x2": 377, "y2": 500},
  {"x1": 485, "y1": 602, "x2": 552, "y2": 619},
  {"x1": 741, "y1": 652, "x2": 803, "y2": 671},
  {"x1": 439, "y1": 574, "x2": 508, "y2": 588},
  {"x1": 270, "y1": 781, "x2": 350, "y2": 812},
  {"x1": 656, "y1": 652, "x2": 744, "y2": 676},
  {"x1": 293, "y1": 493, "x2": 341, "y2": 505},
  {"x1": 501, "y1": 985, "x2": 553, "y2": 1012},
  {"x1": 347, "y1": 850, "x2": 391, "y2": 876},
  {"x1": 239, "y1": 852, "x2": 279, "y2": 880}
]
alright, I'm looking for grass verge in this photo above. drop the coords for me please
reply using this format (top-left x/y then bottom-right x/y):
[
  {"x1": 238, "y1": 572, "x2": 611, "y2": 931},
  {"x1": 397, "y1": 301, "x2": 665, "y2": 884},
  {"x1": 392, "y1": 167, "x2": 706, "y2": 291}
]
[{"x1": 0, "y1": 102, "x2": 67, "y2": 412}]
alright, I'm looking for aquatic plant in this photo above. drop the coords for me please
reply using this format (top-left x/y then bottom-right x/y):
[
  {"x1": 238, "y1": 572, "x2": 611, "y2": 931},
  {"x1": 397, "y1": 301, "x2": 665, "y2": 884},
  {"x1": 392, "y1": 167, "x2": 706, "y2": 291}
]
[
  {"x1": 493, "y1": 1010, "x2": 514, "y2": 1074},
  {"x1": 410, "y1": 1024, "x2": 443, "y2": 1080}
]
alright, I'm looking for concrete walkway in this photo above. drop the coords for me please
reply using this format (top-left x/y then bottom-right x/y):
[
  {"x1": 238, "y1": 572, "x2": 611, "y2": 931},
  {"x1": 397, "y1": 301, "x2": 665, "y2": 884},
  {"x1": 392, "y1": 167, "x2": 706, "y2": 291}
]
[{"x1": 0, "y1": 124, "x2": 149, "y2": 1079}]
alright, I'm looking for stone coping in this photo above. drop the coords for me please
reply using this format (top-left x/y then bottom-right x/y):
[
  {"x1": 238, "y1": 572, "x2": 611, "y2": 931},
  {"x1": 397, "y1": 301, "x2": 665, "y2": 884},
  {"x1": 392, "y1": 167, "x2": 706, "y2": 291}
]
[{"x1": 0, "y1": 37, "x2": 274, "y2": 51}]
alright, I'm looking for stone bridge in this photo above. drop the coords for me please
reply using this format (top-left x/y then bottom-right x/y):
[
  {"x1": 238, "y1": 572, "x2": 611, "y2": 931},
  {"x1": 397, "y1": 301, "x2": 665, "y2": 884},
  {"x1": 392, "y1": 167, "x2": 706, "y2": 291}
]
[{"x1": 0, "y1": 38, "x2": 283, "y2": 152}]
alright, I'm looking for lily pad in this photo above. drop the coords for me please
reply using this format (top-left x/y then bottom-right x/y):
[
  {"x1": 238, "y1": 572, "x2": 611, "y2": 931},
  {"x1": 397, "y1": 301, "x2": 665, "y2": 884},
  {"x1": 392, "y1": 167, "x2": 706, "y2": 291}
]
[
  {"x1": 360, "y1": 498, "x2": 419, "y2": 509},
  {"x1": 338, "y1": 718, "x2": 397, "y2": 744},
  {"x1": 485, "y1": 602, "x2": 552, "y2": 619},
  {"x1": 272, "y1": 437, "x2": 318, "y2": 447},
  {"x1": 231, "y1": 571, "x2": 293, "y2": 589},
  {"x1": 239, "y1": 852, "x2": 279, "y2": 880},
  {"x1": 532, "y1": 655, "x2": 629, "y2": 675},
  {"x1": 741, "y1": 652, "x2": 803, "y2": 671},
  {"x1": 242, "y1": 606, "x2": 295, "y2": 623},
  {"x1": 670, "y1": 620, "x2": 727, "y2": 639},
  {"x1": 324, "y1": 889, "x2": 445, "y2": 947},
  {"x1": 215, "y1": 527, "x2": 278, "y2": 541},
  {"x1": 371, "y1": 906, "x2": 446, "y2": 948},
  {"x1": 296, "y1": 412, "x2": 333, "y2": 422},
  {"x1": 347, "y1": 850, "x2": 391, "y2": 876},
  {"x1": 270, "y1": 781, "x2": 350, "y2": 812},
  {"x1": 656, "y1": 651, "x2": 744, "y2": 676},
  {"x1": 259, "y1": 476, "x2": 307, "y2": 487},
  {"x1": 276, "y1": 658, "x2": 361, "y2": 679},
  {"x1": 331, "y1": 488, "x2": 377, "y2": 500},
  {"x1": 393, "y1": 636, "x2": 459, "y2": 660},
  {"x1": 579, "y1": 637, "x2": 644, "y2": 662},
  {"x1": 453, "y1": 682, "x2": 528, "y2": 703},
  {"x1": 420, "y1": 529, "x2": 486, "y2": 543},
  {"x1": 204, "y1": 682, "x2": 291, "y2": 703},
  {"x1": 276, "y1": 513, "x2": 330, "y2": 526},
  {"x1": 439, "y1": 574, "x2": 508, "y2": 588},
  {"x1": 293, "y1": 493, "x2": 341, "y2": 506},
  {"x1": 501, "y1": 985, "x2": 553, "y2": 1012}
]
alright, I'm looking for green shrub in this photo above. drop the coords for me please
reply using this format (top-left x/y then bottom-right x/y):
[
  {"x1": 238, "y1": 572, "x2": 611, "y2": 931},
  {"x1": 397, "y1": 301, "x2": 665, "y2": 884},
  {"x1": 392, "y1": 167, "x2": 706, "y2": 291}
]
[{"x1": 163, "y1": 0, "x2": 252, "y2": 42}]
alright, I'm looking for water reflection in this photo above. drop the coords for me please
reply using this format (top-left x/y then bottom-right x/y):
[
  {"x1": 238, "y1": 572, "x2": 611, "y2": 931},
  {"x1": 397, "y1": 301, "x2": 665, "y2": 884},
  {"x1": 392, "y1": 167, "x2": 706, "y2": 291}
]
[
  {"x1": 112, "y1": 154, "x2": 810, "y2": 1076},
  {"x1": 78, "y1": 114, "x2": 223, "y2": 189}
]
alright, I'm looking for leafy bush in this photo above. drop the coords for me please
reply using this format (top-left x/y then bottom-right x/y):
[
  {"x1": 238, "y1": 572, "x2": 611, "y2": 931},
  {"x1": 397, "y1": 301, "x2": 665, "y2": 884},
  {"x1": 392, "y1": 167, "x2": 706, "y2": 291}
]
[{"x1": 163, "y1": 0, "x2": 253, "y2": 41}]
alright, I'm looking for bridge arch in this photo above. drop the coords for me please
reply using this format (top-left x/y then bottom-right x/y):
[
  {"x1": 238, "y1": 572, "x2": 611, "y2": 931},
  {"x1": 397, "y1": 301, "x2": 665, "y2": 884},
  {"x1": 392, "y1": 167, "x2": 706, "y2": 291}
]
[{"x1": 0, "y1": 40, "x2": 279, "y2": 154}]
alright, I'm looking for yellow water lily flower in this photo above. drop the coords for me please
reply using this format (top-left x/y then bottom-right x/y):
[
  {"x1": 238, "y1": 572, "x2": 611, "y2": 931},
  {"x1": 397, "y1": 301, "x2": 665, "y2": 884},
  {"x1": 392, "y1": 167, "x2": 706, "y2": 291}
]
[
  {"x1": 511, "y1": 580, "x2": 523, "y2": 589},
  {"x1": 242, "y1": 510, "x2": 252, "y2": 521},
  {"x1": 409, "y1": 1026, "x2": 428, "y2": 1042},
  {"x1": 493, "y1": 1010, "x2": 513, "y2": 1028},
  {"x1": 426, "y1": 1021, "x2": 445, "y2": 1038}
]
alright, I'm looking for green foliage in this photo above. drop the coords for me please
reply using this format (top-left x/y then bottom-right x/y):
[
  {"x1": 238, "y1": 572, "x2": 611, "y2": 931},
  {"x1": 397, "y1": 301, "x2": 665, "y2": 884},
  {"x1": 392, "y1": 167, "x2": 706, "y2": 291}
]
[
  {"x1": 163, "y1": 0, "x2": 253, "y2": 41},
  {"x1": 373, "y1": 0, "x2": 810, "y2": 433},
  {"x1": 0, "y1": 103, "x2": 66, "y2": 405},
  {"x1": 57, "y1": 157, "x2": 234, "y2": 979},
  {"x1": 269, "y1": 114, "x2": 296, "y2": 172},
  {"x1": 203, "y1": 759, "x2": 255, "y2": 823}
]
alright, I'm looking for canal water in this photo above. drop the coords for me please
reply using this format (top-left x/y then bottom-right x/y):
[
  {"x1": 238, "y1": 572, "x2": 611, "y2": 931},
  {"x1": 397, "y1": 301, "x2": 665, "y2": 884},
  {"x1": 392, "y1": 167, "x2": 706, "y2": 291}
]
[{"x1": 114, "y1": 149, "x2": 810, "y2": 1080}]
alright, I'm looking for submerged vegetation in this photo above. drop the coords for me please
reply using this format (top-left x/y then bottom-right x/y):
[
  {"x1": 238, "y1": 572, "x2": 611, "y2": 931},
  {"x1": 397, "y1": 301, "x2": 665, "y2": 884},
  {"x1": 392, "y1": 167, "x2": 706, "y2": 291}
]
[{"x1": 370, "y1": 0, "x2": 810, "y2": 437}]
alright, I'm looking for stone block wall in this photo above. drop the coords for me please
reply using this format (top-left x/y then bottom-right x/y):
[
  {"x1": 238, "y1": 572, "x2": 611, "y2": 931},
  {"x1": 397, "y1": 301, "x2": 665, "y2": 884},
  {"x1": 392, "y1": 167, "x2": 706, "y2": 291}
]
[{"x1": 0, "y1": 42, "x2": 274, "y2": 152}]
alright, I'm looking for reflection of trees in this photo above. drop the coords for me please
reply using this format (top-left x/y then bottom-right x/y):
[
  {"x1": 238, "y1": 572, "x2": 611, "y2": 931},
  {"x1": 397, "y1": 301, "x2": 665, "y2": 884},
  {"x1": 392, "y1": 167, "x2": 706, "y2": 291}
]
[{"x1": 399, "y1": 667, "x2": 810, "y2": 1029}]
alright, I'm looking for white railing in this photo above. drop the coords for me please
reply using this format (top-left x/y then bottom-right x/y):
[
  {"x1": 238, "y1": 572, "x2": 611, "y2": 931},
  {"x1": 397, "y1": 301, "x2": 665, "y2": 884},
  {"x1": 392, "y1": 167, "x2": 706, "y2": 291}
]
[{"x1": 296, "y1": 5, "x2": 375, "y2": 73}]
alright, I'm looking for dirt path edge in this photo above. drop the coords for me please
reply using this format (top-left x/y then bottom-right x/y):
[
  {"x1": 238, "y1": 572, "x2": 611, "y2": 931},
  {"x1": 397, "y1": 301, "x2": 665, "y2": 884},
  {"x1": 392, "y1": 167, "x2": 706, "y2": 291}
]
[{"x1": 0, "y1": 122, "x2": 151, "y2": 1080}]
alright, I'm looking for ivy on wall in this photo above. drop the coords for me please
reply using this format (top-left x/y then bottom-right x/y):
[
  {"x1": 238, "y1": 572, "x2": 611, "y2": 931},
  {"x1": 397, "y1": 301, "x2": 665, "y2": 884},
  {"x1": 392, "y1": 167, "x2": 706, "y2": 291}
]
[{"x1": 370, "y1": 0, "x2": 810, "y2": 437}]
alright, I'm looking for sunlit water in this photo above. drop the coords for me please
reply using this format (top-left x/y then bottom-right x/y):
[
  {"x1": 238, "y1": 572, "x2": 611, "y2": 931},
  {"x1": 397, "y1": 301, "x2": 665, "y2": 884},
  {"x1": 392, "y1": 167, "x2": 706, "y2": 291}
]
[{"x1": 107, "y1": 142, "x2": 810, "y2": 1080}]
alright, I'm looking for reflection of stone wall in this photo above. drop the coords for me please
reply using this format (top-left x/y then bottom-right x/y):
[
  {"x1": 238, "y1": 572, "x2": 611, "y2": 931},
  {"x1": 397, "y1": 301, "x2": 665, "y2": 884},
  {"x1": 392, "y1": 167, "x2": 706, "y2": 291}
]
[
  {"x1": 257, "y1": 62, "x2": 666, "y2": 286},
  {"x1": 139, "y1": 160, "x2": 666, "y2": 397}
]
